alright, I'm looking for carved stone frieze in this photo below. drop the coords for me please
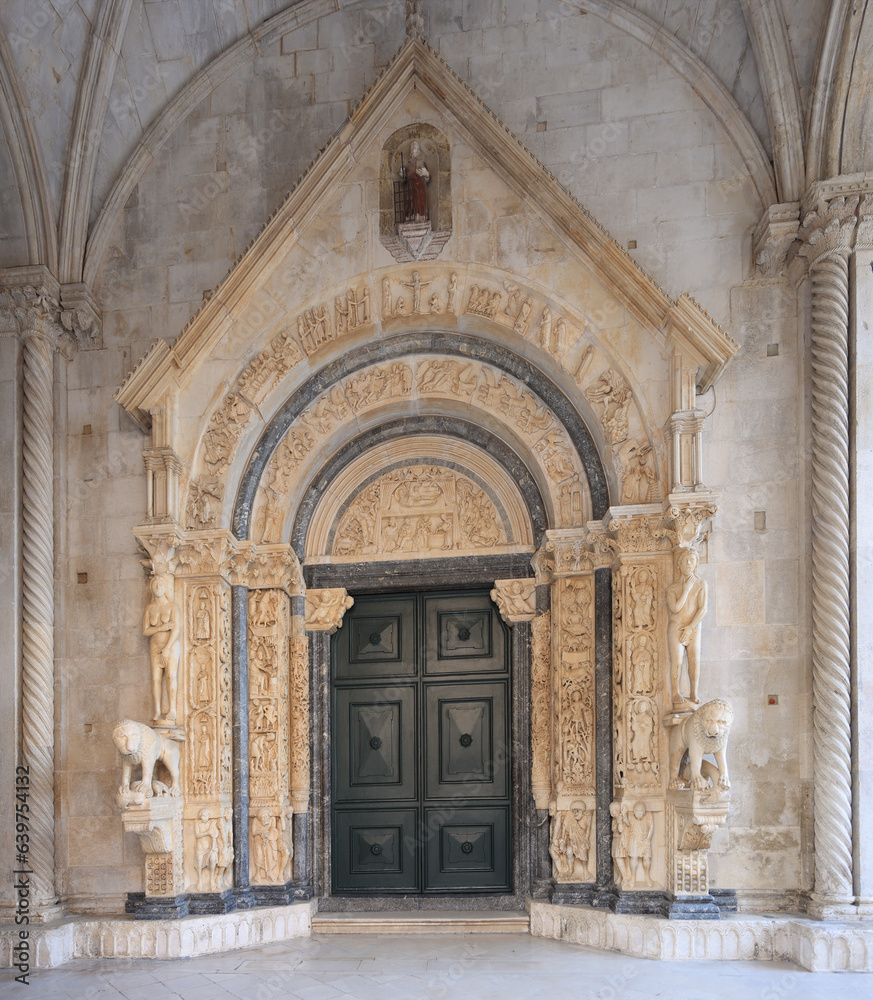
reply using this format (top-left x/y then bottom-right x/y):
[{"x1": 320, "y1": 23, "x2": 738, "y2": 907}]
[
  {"x1": 531, "y1": 610, "x2": 552, "y2": 809},
  {"x1": 554, "y1": 576, "x2": 596, "y2": 796},
  {"x1": 586, "y1": 368, "x2": 632, "y2": 445},
  {"x1": 490, "y1": 579, "x2": 536, "y2": 623},
  {"x1": 289, "y1": 635, "x2": 310, "y2": 812},
  {"x1": 248, "y1": 589, "x2": 293, "y2": 885},
  {"x1": 305, "y1": 588, "x2": 354, "y2": 634}
]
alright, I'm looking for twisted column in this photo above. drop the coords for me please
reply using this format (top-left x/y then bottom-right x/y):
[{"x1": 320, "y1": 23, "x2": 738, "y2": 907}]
[
  {"x1": 809, "y1": 251, "x2": 854, "y2": 910},
  {"x1": 18, "y1": 299, "x2": 60, "y2": 915}
]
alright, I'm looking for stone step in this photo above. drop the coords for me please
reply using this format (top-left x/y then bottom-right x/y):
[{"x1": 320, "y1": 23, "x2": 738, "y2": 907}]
[{"x1": 311, "y1": 909, "x2": 530, "y2": 935}]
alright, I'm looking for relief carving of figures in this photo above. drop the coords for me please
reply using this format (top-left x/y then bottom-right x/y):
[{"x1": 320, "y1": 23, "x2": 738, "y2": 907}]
[
  {"x1": 236, "y1": 331, "x2": 302, "y2": 404},
  {"x1": 620, "y1": 440, "x2": 660, "y2": 505},
  {"x1": 539, "y1": 307, "x2": 552, "y2": 349},
  {"x1": 290, "y1": 635, "x2": 310, "y2": 800},
  {"x1": 627, "y1": 566, "x2": 655, "y2": 631},
  {"x1": 381, "y1": 277, "x2": 392, "y2": 318},
  {"x1": 611, "y1": 801, "x2": 654, "y2": 888},
  {"x1": 549, "y1": 801, "x2": 593, "y2": 882},
  {"x1": 305, "y1": 589, "x2": 355, "y2": 632},
  {"x1": 416, "y1": 358, "x2": 476, "y2": 396},
  {"x1": 143, "y1": 575, "x2": 182, "y2": 725},
  {"x1": 251, "y1": 808, "x2": 281, "y2": 883},
  {"x1": 465, "y1": 284, "x2": 502, "y2": 318},
  {"x1": 332, "y1": 466, "x2": 506, "y2": 558},
  {"x1": 574, "y1": 344, "x2": 594, "y2": 383},
  {"x1": 186, "y1": 477, "x2": 224, "y2": 530},
  {"x1": 345, "y1": 363, "x2": 412, "y2": 411},
  {"x1": 629, "y1": 632, "x2": 655, "y2": 695},
  {"x1": 400, "y1": 270, "x2": 433, "y2": 313},
  {"x1": 203, "y1": 393, "x2": 252, "y2": 475},
  {"x1": 586, "y1": 368, "x2": 632, "y2": 444},
  {"x1": 194, "y1": 809, "x2": 222, "y2": 891},
  {"x1": 557, "y1": 578, "x2": 595, "y2": 792},
  {"x1": 667, "y1": 547, "x2": 708, "y2": 709},
  {"x1": 298, "y1": 305, "x2": 333, "y2": 353},
  {"x1": 530, "y1": 611, "x2": 551, "y2": 808},
  {"x1": 558, "y1": 477, "x2": 584, "y2": 526}
]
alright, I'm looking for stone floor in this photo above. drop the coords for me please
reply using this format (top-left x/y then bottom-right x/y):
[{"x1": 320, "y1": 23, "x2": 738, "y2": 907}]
[{"x1": 1, "y1": 932, "x2": 870, "y2": 999}]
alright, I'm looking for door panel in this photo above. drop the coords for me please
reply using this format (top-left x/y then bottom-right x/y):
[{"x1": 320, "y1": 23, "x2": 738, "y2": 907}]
[
  {"x1": 331, "y1": 590, "x2": 511, "y2": 895},
  {"x1": 424, "y1": 806, "x2": 510, "y2": 891},
  {"x1": 333, "y1": 808, "x2": 418, "y2": 892},
  {"x1": 334, "y1": 686, "x2": 416, "y2": 801},
  {"x1": 425, "y1": 682, "x2": 508, "y2": 799}
]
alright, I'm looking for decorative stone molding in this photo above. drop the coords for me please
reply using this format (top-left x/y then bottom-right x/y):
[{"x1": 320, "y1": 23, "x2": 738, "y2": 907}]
[
  {"x1": 490, "y1": 579, "x2": 537, "y2": 623},
  {"x1": 753, "y1": 201, "x2": 801, "y2": 277},
  {"x1": 59, "y1": 280, "x2": 102, "y2": 349},
  {"x1": 304, "y1": 589, "x2": 354, "y2": 634}
]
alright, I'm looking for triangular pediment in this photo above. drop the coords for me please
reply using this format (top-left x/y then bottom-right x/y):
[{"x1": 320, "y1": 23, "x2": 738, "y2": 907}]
[{"x1": 115, "y1": 36, "x2": 737, "y2": 430}]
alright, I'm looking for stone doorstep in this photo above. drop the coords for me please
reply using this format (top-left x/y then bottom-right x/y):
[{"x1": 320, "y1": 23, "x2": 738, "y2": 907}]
[{"x1": 311, "y1": 910, "x2": 531, "y2": 934}]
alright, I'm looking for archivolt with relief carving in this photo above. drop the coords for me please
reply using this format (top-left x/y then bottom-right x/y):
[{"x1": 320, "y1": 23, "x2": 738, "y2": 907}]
[{"x1": 252, "y1": 354, "x2": 593, "y2": 546}]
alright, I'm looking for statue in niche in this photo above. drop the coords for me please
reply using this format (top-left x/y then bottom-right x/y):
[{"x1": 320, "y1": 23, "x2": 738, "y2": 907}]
[
  {"x1": 628, "y1": 566, "x2": 655, "y2": 630},
  {"x1": 405, "y1": 139, "x2": 430, "y2": 222},
  {"x1": 667, "y1": 547, "x2": 708, "y2": 709},
  {"x1": 549, "y1": 800, "x2": 593, "y2": 882},
  {"x1": 611, "y1": 801, "x2": 654, "y2": 888},
  {"x1": 143, "y1": 575, "x2": 182, "y2": 725},
  {"x1": 192, "y1": 646, "x2": 212, "y2": 706},
  {"x1": 195, "y1": 720, "x2": 212, "y2": 769},
  {"x1": 195, "y1": 808, "x2": 221, "y2": 892},
  {"x1": 629, "y1": 700, "x2": 656, "y2": 769},
  {"x1": 194, "y1": 589, "x2": 212, "y2": 641},
  {"x1": 629, "y1": 632, "x2": 654, "y2": 693}
]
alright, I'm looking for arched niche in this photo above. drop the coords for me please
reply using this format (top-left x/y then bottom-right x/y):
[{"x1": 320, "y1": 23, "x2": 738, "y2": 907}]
[{"x1": 379, "y1": 122, "x2": 452, "y2": 237}]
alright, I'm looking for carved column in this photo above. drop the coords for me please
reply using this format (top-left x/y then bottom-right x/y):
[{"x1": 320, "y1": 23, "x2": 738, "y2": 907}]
[
  {"x1": 798, "y1": 191, "x2": 872, "y2": 916},
  {"x1": 536, "y1": 532, "x2": 599, "y2": 904},
  {"x1": 1, "y1": 277, "x2": 63, "y2": 921}
]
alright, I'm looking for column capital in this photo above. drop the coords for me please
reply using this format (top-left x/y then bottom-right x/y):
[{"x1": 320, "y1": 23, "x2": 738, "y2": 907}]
[{"x1": 0, "y1": 266, "x2": 63, "y2": 346}]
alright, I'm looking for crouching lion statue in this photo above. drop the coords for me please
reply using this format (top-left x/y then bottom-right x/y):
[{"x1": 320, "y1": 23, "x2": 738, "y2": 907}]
[
  {"x1": 113, "y1": 719, "x2": 181, "y2": 807},
  {"x1": 668, "y1": 698, "x2": 734, "y2": 792}
]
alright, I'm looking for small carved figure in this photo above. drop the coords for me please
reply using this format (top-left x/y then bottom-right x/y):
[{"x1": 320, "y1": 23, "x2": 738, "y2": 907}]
[
  {"x1": 575, "y1": 344, "x2": 594, "y2": 381},
  {"x1": 503, "y1": 281, "x2": 520, "y2": 315},
  {"x1": 586, "y1": 368, "x2": 632, "y2": 443},
  {"x1": 112, "y1": 719, "x2": 181, "y2": 804},
  {"x1": 553, "y1": 316, "x2": 567, "y2": 355},
  {"x1": 214, "y1": 809, "x2": 234, "y2": 888},
  {"x1": 629, "y1": 632, "x2": 654, "y2": 693},
  {"x1": 194, "y1": 589, "x2": 212, "y2": 641},
  {"x1": 143, "y1": 575, "x2": 182, "y2": 724},
  {"x1": 626, "y1": 802, "x2": 654, "y2": 887},
  {"x1": 382, "y1": 277, "x2": 392, "y2": 319},
  {"x1": 401, "y1": 270, "x2": 432, "y2": 313},
  {"x1": 447, "y1": 273, "x2": 459, "y2": 313},
  {"x1": 513, "y1": 296, "x2": 533, "y2": 335},
  {"x1": 629, "y1": 700, "x2": 655, "y2": 767},
  {"x1": 539, "y1": 307, "x2": 552, "y2": 349},
  {"x1": 666, "y1": 547, "x2": 708, "y2": 708},
  {"x1": 669, "y1": 698, "x2": 734, "y2": 792},
  {"x1": 195, "y1": 720, "x2": 212, "y2": 769},
  {"x1": 429, "y1": 291, "x2": 442, "y2": 313}
]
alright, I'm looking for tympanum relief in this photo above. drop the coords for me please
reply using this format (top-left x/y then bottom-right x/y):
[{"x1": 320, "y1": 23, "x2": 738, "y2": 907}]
[{"x1": 333, "y1": 465, "x2": 505, "y2": 559}]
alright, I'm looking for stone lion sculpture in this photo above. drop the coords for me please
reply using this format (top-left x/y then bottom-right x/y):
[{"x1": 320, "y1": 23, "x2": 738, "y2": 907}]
[
  {"x1": 113, "y1": 719, "x2": 181, "y2": 805},
  {"x1": 668, "y1": 698, "x2": 734, "y2": 792}
]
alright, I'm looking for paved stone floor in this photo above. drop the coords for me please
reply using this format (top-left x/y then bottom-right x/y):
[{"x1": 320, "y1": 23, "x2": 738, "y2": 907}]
[{"x1": 1, "y1": 933, "x2": 870, "y2": 999}]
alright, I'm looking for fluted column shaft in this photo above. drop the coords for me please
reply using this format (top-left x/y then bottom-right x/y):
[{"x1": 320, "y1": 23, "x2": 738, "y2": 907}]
[
  {"x1": 20, "y1": 322, "x2": 58, "y2": 912},
  {"x1": 809, "y1": 251, "x2": 854, "y2": 909}
]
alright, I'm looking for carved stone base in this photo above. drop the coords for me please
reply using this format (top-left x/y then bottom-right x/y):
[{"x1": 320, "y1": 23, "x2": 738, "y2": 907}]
[
  {"x1": 612, "y1": 889, "x2": 671, "y2": 915},
  {"x1": 711, "y1": 889, "x2": 738, "y2": 913},
  {"x1": 381, "y1": 223, "x2": 452, "y2": 263},
  {"x1": 660, "y1": 893, "x2": 721, "y2": 919},
  {"x1": 125, "y1": 892, "x2": 190, "y2": 920},
  {"x1": 187, "y1": 889, "x2": 237, "y2": 915},
  {"x1": 551, "y1": 882, "x2": 595, "y2": 906},
  {"x1": 250, "y1": 882, "x2": 313, "y2": 907}
]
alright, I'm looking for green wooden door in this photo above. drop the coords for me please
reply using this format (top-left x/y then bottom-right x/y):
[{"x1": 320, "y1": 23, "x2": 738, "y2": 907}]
[{"x1": 331, "y1": 590, "x2": 511, "y2": 894}]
